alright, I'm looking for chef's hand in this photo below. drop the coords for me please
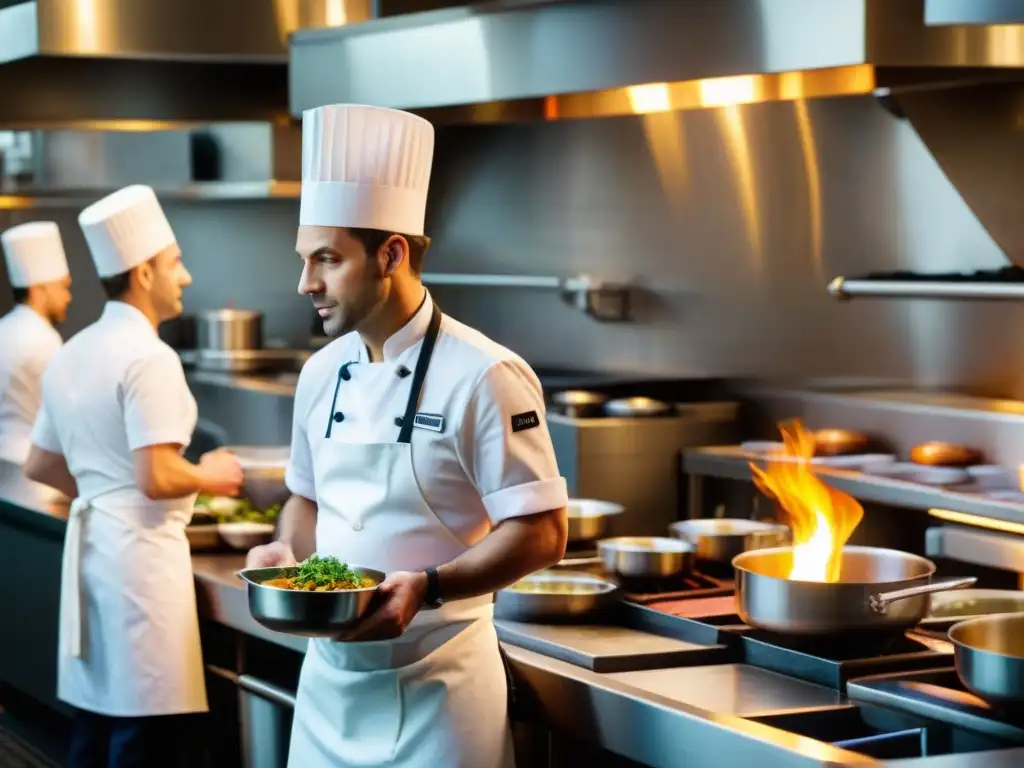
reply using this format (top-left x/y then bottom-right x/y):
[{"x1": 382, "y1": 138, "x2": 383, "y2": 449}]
[
  {"x1": 246, "y1": 540, "x2": 297, "y2": 569},
  {"x1": 338, "y1": 571, "x2": 428, "y2": 642},
  {"x1": 198, "y1": 449, "x2": 244, "y2": 497}
]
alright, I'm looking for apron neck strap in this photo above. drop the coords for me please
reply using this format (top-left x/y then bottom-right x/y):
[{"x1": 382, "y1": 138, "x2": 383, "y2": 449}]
[{"x1": 397, "y1": 304, "x2": 442, "y2": 444}]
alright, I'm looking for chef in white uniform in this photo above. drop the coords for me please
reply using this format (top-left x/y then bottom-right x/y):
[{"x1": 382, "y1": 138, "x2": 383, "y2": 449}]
[
  {"x1": 245, "y1": 104, "x2": 569, "y2": 767},
  {"x1": 23, "y1": 185, "x2": 244, "y2": 768},
  {"x1": 0, "y1": 222, "x2": 71, "y2": 508}
]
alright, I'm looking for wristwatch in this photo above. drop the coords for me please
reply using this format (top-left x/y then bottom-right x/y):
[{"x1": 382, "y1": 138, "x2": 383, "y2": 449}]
[{"x1": 423, "y1": 567, "x2": 444, "y2": 609}]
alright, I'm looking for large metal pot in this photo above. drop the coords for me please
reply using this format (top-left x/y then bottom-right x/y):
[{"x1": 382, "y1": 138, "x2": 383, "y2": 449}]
[
  {"x1": 567, "y1": 499, "x2": 624, "y2": 543},
  {"x1": 949, "y1": 613, "x2": 1024, "y2": 706},
  {"x1": 197, "y1": 309, "x2": 264, "y2": 351},
  {"x1": 668, "y1": 518, "x2": 790, "y2": 564},
  {"x1": 732, "y1": 546, "x2": 976, "y2": 635}
]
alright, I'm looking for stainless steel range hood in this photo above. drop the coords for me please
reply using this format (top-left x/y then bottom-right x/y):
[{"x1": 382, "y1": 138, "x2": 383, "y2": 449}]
[
  {"x1": 290, "y1": 0, "x2": 1024, "y2": 123},
  {"x1": 0, "y1": 0, "x2": 313, "y2": 128}
]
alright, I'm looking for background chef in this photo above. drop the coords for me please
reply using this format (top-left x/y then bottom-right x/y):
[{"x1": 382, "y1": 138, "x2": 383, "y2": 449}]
[
  {"x1": 245, "y1": 103, "x2": 569, "y2": 768},
  {"x1": 24, "y1": 185, "x2": 244, "y2": 768},
  {"x1": 0, "y1": 222, "x2": 71, "y2": 508}
]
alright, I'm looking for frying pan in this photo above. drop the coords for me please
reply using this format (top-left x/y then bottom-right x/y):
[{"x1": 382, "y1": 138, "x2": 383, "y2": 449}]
[
  {"x1": 948, "y1": 613, "x2": 1024, "y2": 706},
  {"x1": 732, "y1": 546, "x2": 976, "y2": 635}
]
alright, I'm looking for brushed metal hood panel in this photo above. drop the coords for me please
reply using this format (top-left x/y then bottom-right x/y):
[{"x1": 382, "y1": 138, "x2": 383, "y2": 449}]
[
  {"x1": 0, "y1": 0, "x2": 303, "y2": 126},
  {"x1": 290, "y1": 0, "x2": 1023, "y2": 118}
]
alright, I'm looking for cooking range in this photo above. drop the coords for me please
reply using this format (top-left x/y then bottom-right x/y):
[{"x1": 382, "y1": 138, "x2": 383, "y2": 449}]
[{"x1": 498, "y1": 570, "x2": 1024, "y2": 761}]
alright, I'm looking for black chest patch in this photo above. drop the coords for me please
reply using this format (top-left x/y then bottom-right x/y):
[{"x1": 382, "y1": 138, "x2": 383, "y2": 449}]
[{"x1": 511, "y1": 410, "x2": 541, "y2": 433}]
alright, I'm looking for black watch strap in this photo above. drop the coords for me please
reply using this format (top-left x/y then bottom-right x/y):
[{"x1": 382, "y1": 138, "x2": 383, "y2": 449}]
[{"x1": 423, "y1": 567, "x2": 443, "y2": 608}]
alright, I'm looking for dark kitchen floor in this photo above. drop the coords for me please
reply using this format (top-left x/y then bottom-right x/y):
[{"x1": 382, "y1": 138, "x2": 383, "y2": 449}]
[{"x1": 0, "y1": 688, "x2": 68, "y2": 768}]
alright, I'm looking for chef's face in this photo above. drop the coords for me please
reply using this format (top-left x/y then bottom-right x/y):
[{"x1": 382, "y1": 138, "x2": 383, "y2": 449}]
[
  {"x1": 296, "y1": 226, "x2": 388, "y2": 338},
  {"x1": 143, "y1": 244, "x2": 192, "y2": 322},
  {"x1": 36, "y1": 275, "x2": 72, "y2": 324}
]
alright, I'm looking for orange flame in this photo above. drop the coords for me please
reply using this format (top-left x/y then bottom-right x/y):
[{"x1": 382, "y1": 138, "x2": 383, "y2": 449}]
[{"x1": 749, "y1": 420, "x2": 864, "y2": 582}]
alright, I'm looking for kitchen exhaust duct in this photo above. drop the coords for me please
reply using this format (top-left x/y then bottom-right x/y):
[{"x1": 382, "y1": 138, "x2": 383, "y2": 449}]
[{"x1": 0, "y1": 0, "x2": 374, "y2": 128}]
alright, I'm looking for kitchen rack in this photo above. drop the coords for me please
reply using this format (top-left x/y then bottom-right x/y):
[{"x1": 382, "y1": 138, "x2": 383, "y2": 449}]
[{"x1": 421, "y1": 272, "x2": 634, "y2": 322}]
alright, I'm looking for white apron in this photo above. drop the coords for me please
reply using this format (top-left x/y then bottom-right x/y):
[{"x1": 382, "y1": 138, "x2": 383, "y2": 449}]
[
  {"x1": 58, "y1": 485, "x2": 208, "y2": 717},
  {"x1": 289, "y1": 306, "x2": 515, "y2": 768}
]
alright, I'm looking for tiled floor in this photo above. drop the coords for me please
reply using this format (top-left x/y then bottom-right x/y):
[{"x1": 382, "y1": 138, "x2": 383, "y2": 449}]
[{"x1": 0, "y1": 726, "x2": 58, "y2": 768}]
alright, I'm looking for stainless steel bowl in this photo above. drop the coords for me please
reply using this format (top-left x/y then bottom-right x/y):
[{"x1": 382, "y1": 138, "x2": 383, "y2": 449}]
[
  {"x1": 925, "y1": 589, "x2": 1024, "y2": 623},
  {"x1": 239, "y1": 565, "x2": 385, "y2": 638},
  {"x1": 185, "y1": 524, "x2": 220, "y2": 551},
  {"x1": 551, "y1": 390, "x2": 608, "y2": 418},
  {"x1": 949, "y1": 612, "x2": 1024, "y2": 706},
  {"x1": 225, "y1": 445, "x2": 291, "y2": 510},
  {"x1": 567, "y1": 499, "x2": 625, "y2": 543},
  {"x1": 495, "y1": 571, "x2": 619, "y2": 622},
  {"x1": 603, "y1": 397, "x2": 673, "y2": 418},
  {"x1": 597, "y1": 536, "x2": 695, "y2": 579},
  {"x1": 197, "y1": 309, "x2": 264, "y2": 351},
  {"x1": 668, "y1": 518, "x2": 790, "y2": 564}
]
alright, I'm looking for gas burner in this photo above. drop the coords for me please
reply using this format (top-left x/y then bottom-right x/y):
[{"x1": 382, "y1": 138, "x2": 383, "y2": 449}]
[
  {"x1": 620, "y1": 571, "x2": 734, "y2": 604},
  {"x1": 848, "y1": 668, "x2": 1024, "y2": 744},
  {"x1": 693, "y1": 614, "x2": 954, "y2": 691}
]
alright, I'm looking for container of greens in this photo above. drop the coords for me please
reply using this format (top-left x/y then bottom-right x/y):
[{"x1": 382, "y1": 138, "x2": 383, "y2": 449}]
[
  {"x1": 238, "y1": 554, "x2": 385, "y2": 637},
  {"x1": 192, "y1": 495, "x2": 282, "y2": 550}
]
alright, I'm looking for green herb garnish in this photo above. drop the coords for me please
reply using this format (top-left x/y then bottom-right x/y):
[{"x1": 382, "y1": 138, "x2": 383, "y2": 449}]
[{"x1": 294, "y1": 554, "x2": 361, "y2": 588}]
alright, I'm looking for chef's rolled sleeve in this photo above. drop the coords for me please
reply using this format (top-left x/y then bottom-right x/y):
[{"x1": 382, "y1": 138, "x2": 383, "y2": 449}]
[
  {"x1": 285, "y1": 371, "x2": 316, "y2": 501},
  {"x1": 30, "y1": 404, "x2": 61, "y2": 454},
  {"x1": 463, "y1": 359, "x2": 568, "y2": 525},
  {"x1": 123, "y1": 350, "x2": 194, "y2": 450}
]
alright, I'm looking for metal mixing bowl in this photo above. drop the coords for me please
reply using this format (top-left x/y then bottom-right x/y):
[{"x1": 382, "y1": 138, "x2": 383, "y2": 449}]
[{"x1": 239, "y1": 564, "x2": 385, "y2": 638}]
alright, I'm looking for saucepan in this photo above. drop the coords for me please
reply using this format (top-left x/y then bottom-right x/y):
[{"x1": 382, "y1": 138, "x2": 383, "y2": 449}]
[
  {"x1": 921, "y1": 589, "x2": 1024, "y2": 627},
  {"x1": 239, "y1": 565, "x2": 385, "y2": 638},
  {"x1": 732, "y1": 546, "x2": 976, "y2": 635},
  {"x1": 495, "y1": 571, "x2": 620, "y2": 623},
  {"x1": 598, "y1": 536, "x2": 695, "y2": 579},
  {"x1": 948, "y1": 612, "x2": 1024, "y2": 706},
  {"x1": 668, "y1": 518, "x2": 790, "y2": 565},
  {"x1": 567, "y1": 499, "x2": 625, "y2": 544}
]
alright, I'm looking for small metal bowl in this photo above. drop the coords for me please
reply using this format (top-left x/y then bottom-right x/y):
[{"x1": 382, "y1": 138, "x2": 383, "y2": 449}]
[
  {"x1": 603, "y1": 397, "x2": 673, "y2": 418},
  {"x1": 495, "y1": 571, "x2": 619, "y2": 623},
  {"x1": 567, "y1": 499, "x2": 625, "y2": 543},
  {"x1": 668, "y1": 518, "x2": 791, "y2": 564},
  {"x1": 551, "y1": 390, "x2": 608, "y2": 418},
  {"x1": 597, "y1": 536, "x2": 695, "y2": 579},
  {"x1": 239, "y1": 564, "x2": 385, "y2": 638}
]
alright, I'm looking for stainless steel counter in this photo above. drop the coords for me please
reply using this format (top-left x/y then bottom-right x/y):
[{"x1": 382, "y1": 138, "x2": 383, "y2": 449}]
[
  {"x1": 684, "y1": 446, "x2": 1024, "y2": 526},
  {"x1": 5, "y1": 499, "x2": 1024, "y2": 767}
]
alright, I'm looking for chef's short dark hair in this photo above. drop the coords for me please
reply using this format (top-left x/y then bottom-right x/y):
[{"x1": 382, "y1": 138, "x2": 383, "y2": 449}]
[
  {"x1": 12, "y1": 287, "x2": 28, "y2": 304},
  {"x1": 100, "y1": 271, "x2": 133, "y2": 300},
  {"x1": 100, "y1": 256, "x2": 160, "y2": 300},
  {"x1": 348, "y1": 228, "x2": 431, "y2": 275}
]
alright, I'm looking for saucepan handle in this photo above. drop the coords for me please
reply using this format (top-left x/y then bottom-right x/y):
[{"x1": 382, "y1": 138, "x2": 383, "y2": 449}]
[{"x1": 869, "y1": 577, "x2": 976, "y2": 614}]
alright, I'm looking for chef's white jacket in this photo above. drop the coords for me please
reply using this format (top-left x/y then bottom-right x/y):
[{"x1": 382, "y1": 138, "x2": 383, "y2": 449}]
[
  {"x1": 286, "y1": 291, "x2": 568, "y2": 544},
  {"x1": 31, "y1": 301, "x2": 196, "y2": 496},
  {"x1": 0, "y1": 305, "x2": 62, "y2": 465}
]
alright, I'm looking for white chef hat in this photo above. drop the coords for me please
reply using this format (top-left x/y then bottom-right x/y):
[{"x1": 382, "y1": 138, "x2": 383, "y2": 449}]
[
  {"x1": 78, "y1": 185, "x2": 177, "y2": 278},
  {"x1": 1, "y1": 221, "x2": 70, "y2": 288},
  {"x1": 300, "y1": 104, "x2": 435, "y2": 236}
]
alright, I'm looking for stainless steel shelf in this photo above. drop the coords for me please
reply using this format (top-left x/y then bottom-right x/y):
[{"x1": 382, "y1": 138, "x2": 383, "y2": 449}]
[
  {"x1": 0, "y1": 181, "x2": 301, "y2": 208},
  {"x1": 684, "y1": 446, "x2": 1024, "y2": 526},
  {"x1": 828, "y1": 276, "x2": 1024, "y2": 301},
  {"x1": 421, "y1": 272, "x2": 634, "y2": 321}
]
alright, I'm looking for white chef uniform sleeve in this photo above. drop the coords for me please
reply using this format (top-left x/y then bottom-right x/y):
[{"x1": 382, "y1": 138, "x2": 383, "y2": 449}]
[
  {"x1": 122, "y1": 349, "x2": 195, "y2": 449},
  {"x1": 462, "y1": 359, "x2": 568, "y2": 524},
  {"x1": 285, "y1": 369, "x2": 316, "y2": 501},
  {"x1": 30, "y1": 403, "x2": 62, "y2": 453}
]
